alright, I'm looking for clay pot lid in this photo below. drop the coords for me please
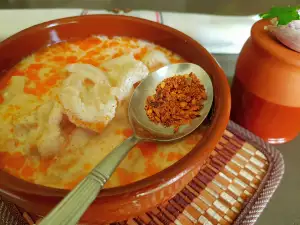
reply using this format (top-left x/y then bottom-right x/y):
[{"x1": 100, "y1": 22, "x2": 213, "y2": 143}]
[{"x1": 252, "y1": 19, "x2": 300, "y2": 67}]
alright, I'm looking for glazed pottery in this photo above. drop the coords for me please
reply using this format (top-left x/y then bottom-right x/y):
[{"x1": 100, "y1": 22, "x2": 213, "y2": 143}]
[
  {"x1": 231, "y1": 19, "x2": 300, "y2": 144},
  {"x1": 0, "y1": 15, "x2": 230, "y2": 224}
]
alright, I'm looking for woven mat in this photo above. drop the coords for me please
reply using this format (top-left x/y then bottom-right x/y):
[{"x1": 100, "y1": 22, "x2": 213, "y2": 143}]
[{"x1": 0, "y1": 121, "x2": 284, "y2": 225}]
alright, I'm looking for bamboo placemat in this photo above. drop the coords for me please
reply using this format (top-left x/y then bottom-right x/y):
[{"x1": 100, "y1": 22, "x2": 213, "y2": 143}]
[{"x1": 0, "y1": 121, "x2": 284, "y2": 225}]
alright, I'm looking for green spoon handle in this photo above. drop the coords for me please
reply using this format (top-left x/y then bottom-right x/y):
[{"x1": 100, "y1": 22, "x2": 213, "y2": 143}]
[{"x1": 39, "y1": 135, "x2": 140, "y2": 225}]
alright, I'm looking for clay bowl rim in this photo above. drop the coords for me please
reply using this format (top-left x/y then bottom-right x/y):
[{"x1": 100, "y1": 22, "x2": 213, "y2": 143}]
[{"x1": 0, "y1": 15, "x2": 231, "y2": 199}]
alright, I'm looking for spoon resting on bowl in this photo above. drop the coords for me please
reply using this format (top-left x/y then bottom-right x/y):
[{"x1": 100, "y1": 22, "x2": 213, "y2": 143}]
[{"x1": 39, "y1": 63, "x2": 213, "y2": 225}]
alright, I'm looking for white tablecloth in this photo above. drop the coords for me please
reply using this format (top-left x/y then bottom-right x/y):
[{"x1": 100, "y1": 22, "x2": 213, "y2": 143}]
[{"x1": 0, "y1": 9, "x2": 259, "y2": 54}]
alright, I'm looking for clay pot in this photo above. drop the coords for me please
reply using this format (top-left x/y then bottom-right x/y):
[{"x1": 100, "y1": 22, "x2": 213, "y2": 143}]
[
  {"x1": 231, "y1": 19, "x2": 300, "y2": 144},
  {"x1": 0, "y1": 15, "x2": 230, "y2": 224}
]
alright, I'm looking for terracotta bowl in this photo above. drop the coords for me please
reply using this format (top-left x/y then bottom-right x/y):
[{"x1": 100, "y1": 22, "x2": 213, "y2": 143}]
[{"x1": 0, "y1": 15, "x2": 230, "y2": 224}]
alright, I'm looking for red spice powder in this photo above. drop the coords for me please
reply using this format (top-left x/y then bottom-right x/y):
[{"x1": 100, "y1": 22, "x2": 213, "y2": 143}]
[{"x1": 144, "y1": 72, "x2": 207, "y2": 132}]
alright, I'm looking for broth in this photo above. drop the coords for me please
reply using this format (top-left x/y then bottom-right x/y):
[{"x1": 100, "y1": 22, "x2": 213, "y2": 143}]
[{"x1": 0, "y1": 36, "x2": 206, "y2": 189}]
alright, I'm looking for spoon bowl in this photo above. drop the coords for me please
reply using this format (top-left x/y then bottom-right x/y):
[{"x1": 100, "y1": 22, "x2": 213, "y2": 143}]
[
  {"x1": 39, "y1": 63, "x2": 213, "y2": 225},
  {"x1": 130, "y1": 63, "x2": 213, "y2": 141}
]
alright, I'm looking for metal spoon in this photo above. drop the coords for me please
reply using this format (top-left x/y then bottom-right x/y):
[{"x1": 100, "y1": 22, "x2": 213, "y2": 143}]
[{"x1": 39, "y1": 63, "x2": 213, "y2": 225}]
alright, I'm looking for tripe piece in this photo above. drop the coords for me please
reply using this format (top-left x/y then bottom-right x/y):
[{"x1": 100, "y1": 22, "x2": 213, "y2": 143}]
[
  {"x1": 141, "y1": 49, "x2": 170, "y2": 72},
  {"x1": 59, "y1": 63, "x2": 118, "y2": 133},
  {"x1": 101, "y1": 55, "x2": 149, "y2": 101}
]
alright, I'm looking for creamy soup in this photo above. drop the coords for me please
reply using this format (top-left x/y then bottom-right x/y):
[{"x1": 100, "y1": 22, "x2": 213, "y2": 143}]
[{"x1": 0, "y1": 36, "x2": 206, "y2": 189}]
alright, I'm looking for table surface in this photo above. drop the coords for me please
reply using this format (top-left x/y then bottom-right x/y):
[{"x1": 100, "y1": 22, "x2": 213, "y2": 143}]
[{"x1": 1, "y1": 0, "x2": 300, "y2": 225}]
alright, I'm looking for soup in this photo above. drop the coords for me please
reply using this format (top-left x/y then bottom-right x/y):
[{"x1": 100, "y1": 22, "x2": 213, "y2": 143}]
[{"x1": 0, "y1": 36, "x2": 206, "y2": 189}]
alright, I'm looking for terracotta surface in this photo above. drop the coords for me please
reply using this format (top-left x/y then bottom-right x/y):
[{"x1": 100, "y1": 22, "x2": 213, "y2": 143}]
[
  {"x1": 231, "y1": 19, "x2": 300, "y2": 144},
  {"x1": 0, "y1": 15, "x2": 230, "y2": 224}
]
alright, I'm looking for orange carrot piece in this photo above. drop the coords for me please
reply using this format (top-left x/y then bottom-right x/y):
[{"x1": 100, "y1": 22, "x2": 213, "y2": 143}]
[
  {"x1": 134, "y1": 47, "x2": 147, "y2": 60},
  {"x1": 26, "y1": 70, "x2": 40, "y2": 81},
  {"x1": 136, "y1": 142, "x2": 157, "y2": 158},
  {"x1": 115, "y1": 167, "x2": 137, "y2": 185},
  {"x1": 122, "y1": 128, "x2": 133, "y2": 138},
  {"x1": 28, "y1": 63, "x2": 44, "y2": 71},
  {"x1": 66, "y1": 56, "x2": 78, "y2": 63},
  {"x1": 21, "y1": 163, "x2": 35, "y2": 178},
  {"x1": 4, "y1": 152, "x2": 25, "y2": 170},
  {"x1": 167, "y1": 152, "x2": 183, "y2": 162},
  {"x1": 52, "y1": 56, "x2": 65, "y2": 62},
  {"x1": 84, "y1": 163, "x2": 93, "y2": 171}
]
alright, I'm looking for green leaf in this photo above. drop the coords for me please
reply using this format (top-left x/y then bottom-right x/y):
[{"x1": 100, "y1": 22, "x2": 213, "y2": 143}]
[{"x1": 259, "y1": 6, "x2": 300, "y2": 25}]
